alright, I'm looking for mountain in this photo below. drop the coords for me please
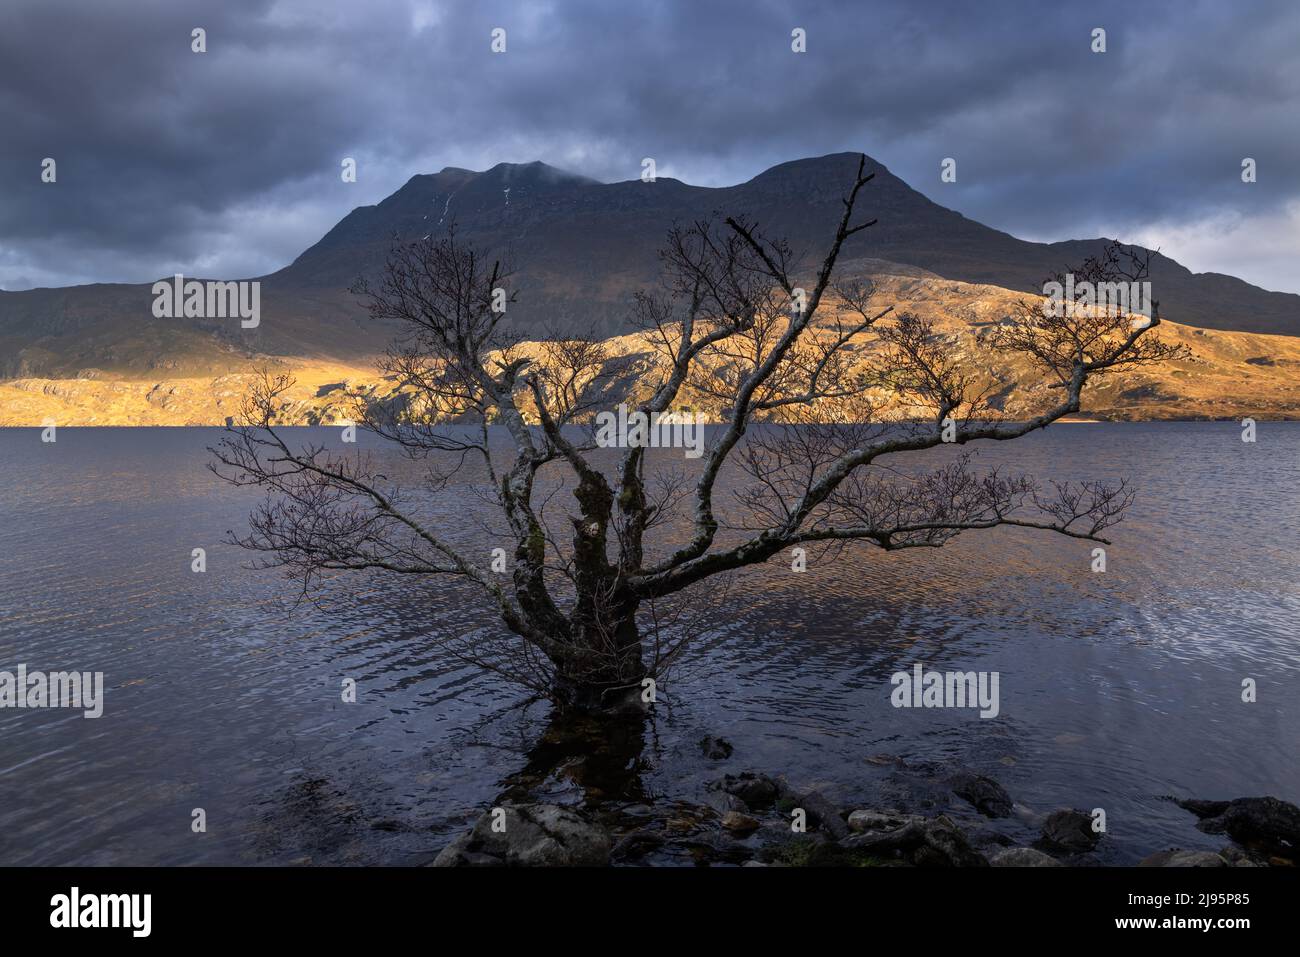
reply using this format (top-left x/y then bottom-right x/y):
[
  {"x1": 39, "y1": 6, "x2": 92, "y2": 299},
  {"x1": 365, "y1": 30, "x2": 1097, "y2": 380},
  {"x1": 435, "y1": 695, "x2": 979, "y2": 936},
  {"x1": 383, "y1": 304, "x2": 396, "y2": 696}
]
[
  {"x1": 275, "y1": 153, "x2": 1300, "y2": 339},
  {"x1": 2, "y1": 152, "x2": 1298, "y2": 385}
]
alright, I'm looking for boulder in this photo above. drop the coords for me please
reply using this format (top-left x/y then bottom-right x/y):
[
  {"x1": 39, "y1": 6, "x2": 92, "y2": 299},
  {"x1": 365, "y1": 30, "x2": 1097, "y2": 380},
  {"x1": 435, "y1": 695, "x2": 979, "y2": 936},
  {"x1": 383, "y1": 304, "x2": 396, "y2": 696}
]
[
  {"x1": 611, "y1": 829, "x2": 666, "y2": 862},
  {"x1": 721, "y1": 811, "x2": 762, "y2": 834},
  {"x1": 678, "y1": 831, "x2": 753, "y2": 864},
  {"x1": 848, "y1": 809, "x2": 921, "y2": 833},
  {"x1": 989, "y1": 847, "x2": 1062, "y2": 867},
  {"x1": 1038, "y1": 808, "x2": 1101, "y2": 853},
  {"x1": 841, "y1": 819, "x2": 928, "y2": 854},
  {"x1": 948, "y1": 772, "x2": 1013, "y2": 819},
  {"x1": 431, "y1": 832, "x2": 478, "y2": 867},
  {"x1": 704, "y1": 790, "x2": 751, "y2": 815},
  {"x1": 434, "y1": 803, "x2": 611, "y2": 867},
  {"x1": 1175, "y1": 796, "x2": 1300, "y2": 860},
  {"x1": 1219, "y1": 845, "x2": 1262, "y2": 867},
  {"x1": 880, "y1": 762, "x2": 956, "y2": 813},
  {"x1": 1138, "y1": 848, "x2": 1228, "y2": 867},
  {"x1": 775, "y1": 781, "x2": 849, "y2": 839},
  {"x1": 911, "y1": 815, "x2": 989, "y2": 867},
  {"x1": 700, "y1": 736, "x2": 734, "y2": 760},
  {"x1": 785, "y1": 785, "x2": 847, "y2": 837},
  {"x1": 842, "y1": 813, "x2": 987, "y2": 866},
  {"x1": 759, "y1": 833, "x2": 844, "y2": 867},
  {"x1": 716, "y1": 772, "x2": 780, "y2": 809}
]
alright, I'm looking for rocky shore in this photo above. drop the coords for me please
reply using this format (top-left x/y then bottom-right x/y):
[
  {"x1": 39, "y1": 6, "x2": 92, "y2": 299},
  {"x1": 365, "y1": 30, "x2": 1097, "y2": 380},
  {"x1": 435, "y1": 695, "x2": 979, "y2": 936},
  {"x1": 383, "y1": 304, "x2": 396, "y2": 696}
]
[{"x1": 432, "y1": 745, "x2": 1300, "y2": 868}]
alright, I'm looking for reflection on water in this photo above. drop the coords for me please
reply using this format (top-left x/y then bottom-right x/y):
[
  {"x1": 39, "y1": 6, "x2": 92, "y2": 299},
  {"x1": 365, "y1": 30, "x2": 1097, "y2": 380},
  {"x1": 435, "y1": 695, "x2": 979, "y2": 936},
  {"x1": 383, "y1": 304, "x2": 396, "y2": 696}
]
[{"x1": 0, "y1": 423, "x2": 1296, "y2": 865}]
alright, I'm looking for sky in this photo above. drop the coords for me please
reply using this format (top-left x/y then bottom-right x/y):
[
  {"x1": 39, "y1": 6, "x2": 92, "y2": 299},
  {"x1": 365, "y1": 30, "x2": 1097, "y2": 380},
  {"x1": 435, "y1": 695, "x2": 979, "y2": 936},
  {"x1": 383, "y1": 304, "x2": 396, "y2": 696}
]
[{"x1": 1, "y1": 0, "x2": 1297, "y2": 293}]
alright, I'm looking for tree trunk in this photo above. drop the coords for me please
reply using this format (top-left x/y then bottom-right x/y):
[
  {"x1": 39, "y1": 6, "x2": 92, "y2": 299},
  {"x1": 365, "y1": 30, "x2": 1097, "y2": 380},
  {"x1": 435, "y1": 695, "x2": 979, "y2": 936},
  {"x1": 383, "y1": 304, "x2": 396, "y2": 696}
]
[{"x1": 551, "y1": 609, "x2": 646, "y2": 713}]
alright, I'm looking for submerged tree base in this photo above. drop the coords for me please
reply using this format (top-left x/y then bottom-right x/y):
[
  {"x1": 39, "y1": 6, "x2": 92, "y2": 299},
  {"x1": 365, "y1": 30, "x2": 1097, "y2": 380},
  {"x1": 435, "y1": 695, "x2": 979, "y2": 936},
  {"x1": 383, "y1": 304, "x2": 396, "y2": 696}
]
[{"x1": 551, "y1": 676, "x2": 648, "y2": 715}]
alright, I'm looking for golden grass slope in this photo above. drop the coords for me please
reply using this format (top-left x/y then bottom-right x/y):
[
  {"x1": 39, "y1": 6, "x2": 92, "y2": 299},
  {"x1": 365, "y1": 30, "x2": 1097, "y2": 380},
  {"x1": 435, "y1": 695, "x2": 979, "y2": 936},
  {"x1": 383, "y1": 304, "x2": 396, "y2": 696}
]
[{"x1": 2, "y1": 270, "x2": 1297, "y2": 426}]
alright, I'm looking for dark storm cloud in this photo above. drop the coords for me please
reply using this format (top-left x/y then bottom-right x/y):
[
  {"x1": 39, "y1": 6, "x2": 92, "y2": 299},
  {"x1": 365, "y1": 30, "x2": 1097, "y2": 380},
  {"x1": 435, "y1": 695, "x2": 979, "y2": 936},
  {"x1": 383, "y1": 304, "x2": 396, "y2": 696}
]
[{"x1": 1, "y1": 0, "x2": 1297, "y2": 292}]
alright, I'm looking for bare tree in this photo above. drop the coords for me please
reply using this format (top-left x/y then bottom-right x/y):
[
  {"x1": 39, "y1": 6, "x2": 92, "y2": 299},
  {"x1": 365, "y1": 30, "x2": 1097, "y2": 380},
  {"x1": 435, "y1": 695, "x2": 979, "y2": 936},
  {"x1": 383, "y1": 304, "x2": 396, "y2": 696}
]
[{"x1": 211, "y1": 156, "x2": 1183, "y2": 713}]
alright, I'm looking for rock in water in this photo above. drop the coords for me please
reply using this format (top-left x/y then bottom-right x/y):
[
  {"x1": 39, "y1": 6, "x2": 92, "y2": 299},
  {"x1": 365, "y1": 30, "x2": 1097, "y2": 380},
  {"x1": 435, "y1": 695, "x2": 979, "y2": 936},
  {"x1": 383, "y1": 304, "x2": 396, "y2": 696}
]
[
  {"x1": 1138, "y1": 849, "x2": 1228, "y2": 867},
  {"x1": 774, "y1": 779, "x2": 849, "y2": 840},
  {"x1": 1038, "y1": 809, "x2": 1102, "y2": 853},
  {"x1": 721, "y1": 811, "x2": 762, "y2": 834},
  {"x1": 847, "y1": 809, "x2": 922, "y2": 833},
  {"x1": 948, "y1": 772, "x2": 1014, "y2": 819},
  {"x1": 431, "y1": 833, "x2": 475, "y2": 867},
  {"x1": 989, "y1": 847, "x2": 1062, "y2": 867},
  {"x1": 716, "y1": 772, "x2": 780, "y2": 809},
  {"x1": 1174, "y1": 796, "x2": 1300, "y2": 860},
  {"x1": 699, "y1": 736, "x2": 734, "y2": 760},
  {"x1": 434, "y1": 804, "x2": 611, "y2": 866},
  {"x1": 913, "y1": 816, "x2": 989, "y2": 867},
  {"x1": 841, "y1": 813, "x2": 988, "y2": 866}
]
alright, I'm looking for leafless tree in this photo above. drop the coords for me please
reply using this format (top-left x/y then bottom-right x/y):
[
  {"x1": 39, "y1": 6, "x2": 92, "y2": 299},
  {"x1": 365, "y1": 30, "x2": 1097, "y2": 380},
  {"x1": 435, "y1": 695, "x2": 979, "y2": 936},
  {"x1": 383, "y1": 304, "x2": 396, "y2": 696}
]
[{"x1": 211, "y1": 156, "x2": 1183, "y2": 713}]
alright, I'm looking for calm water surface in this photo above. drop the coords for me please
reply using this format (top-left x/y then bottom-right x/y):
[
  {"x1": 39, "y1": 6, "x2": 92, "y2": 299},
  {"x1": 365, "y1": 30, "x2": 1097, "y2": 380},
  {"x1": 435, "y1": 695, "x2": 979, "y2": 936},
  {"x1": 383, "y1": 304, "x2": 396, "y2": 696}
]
[{"x1": 0, "y1": 423, "x2": 1296, "y2": 865}]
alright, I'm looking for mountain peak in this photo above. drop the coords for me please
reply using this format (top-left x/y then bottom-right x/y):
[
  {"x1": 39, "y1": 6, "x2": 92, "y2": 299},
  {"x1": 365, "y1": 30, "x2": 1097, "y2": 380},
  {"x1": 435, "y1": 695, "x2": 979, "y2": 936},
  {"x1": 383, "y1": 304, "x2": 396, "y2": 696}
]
[
  {"x1": 469, "y1": 160, "x2": 600, "y2": 188},
  {"x1": 741, "y1": 151, "x2": 908, "y2": 193},
  {"x1": 279, "y1": 151, "x2": 1300, "y2": 345}
]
